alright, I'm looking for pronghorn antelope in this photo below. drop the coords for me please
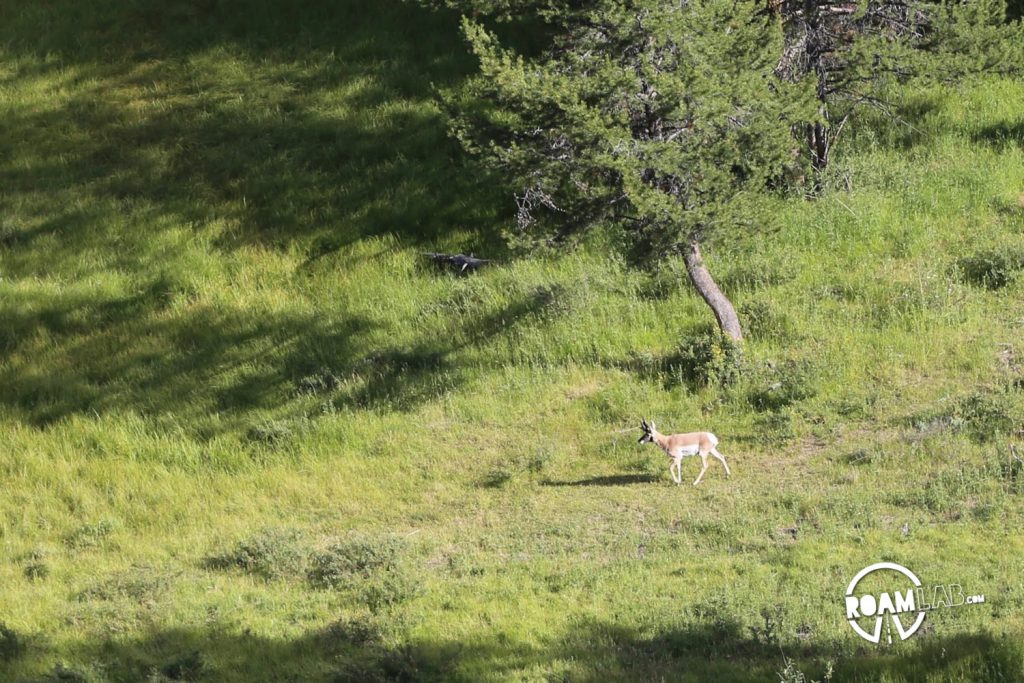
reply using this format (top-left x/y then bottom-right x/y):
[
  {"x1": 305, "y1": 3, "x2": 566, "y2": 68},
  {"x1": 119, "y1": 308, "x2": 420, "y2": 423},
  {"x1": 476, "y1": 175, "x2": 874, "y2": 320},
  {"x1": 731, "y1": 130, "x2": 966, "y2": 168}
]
[{"x1": 637, "y1": 419, "x2": 731, "y2": 486}]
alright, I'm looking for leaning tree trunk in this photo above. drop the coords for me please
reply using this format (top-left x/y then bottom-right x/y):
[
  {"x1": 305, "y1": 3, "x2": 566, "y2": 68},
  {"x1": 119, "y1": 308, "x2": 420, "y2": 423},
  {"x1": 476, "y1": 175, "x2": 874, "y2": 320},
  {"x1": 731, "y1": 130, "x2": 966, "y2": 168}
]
[{"x1": 683, "y1": 237, "x2": 743, "y2": 342}]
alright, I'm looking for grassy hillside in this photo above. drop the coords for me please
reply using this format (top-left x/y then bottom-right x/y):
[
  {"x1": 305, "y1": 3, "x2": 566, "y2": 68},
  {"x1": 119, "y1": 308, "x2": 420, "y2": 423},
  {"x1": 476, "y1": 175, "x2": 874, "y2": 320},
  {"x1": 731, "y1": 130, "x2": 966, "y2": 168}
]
[{"x1": 2, "y1": 1, "x2": 1024, "y2": 681}]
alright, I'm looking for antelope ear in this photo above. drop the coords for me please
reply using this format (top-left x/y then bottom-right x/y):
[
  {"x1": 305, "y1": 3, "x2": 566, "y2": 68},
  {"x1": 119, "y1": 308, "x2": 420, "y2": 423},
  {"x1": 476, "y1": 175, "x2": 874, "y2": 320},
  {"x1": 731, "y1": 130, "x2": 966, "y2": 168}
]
[{"x1": 650, "y1": 421, "x2": 656, "y2": 432}]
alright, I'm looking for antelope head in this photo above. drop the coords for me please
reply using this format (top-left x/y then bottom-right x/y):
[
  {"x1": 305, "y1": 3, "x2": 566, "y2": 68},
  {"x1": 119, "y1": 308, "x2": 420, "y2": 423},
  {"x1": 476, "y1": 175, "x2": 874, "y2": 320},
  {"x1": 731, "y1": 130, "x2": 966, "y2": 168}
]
[{"x1": 638, "y1": 419, "x2": 657, "y2": 444}]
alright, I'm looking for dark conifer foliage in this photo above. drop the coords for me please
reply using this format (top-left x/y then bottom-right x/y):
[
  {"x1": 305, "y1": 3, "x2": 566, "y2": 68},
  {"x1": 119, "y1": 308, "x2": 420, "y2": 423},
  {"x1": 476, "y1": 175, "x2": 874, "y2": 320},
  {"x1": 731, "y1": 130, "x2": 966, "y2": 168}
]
[{"x1": 441, "y1": 0, "x2": 818, "y2": 339}]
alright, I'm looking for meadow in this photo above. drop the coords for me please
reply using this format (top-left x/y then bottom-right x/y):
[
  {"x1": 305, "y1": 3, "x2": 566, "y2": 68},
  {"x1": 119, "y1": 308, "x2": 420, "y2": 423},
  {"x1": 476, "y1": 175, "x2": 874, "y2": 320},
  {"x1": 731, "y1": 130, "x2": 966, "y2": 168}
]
[{"x1": 2, "y1": 1, "x2": 1024, "y2": 681}]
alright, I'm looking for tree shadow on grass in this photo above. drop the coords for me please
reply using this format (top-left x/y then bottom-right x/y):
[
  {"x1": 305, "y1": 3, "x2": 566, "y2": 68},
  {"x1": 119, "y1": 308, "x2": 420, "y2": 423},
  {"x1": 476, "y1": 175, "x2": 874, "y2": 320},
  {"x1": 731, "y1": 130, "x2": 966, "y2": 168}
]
[
  {"x1": 0, "y1": 0, "x2": 535, "y2": 437},
  {"x1": 315, "y1": 283, "x2": 562, "y2": 412},
  {"x1": 0, "y1": 0, "x2": 507, "y2": 273},
  {"x1": 0, "y1": 278, "x2": 555, "y2": 436},
  {"x1": 0, "y1": 284, "x2": 371, "y2": 435},
  {"x1": 972, "y1": 121, "x2": 1024, "y2": 148},
  {"x1": 541, "y1": 474, "x2": 661, "y2": 487},
  {"x1": 838, "y1": 92, "x2": 947, "y2": 153},
  {"x1": 2, "y1": 616, "x2": 1020, "y2": 682}
]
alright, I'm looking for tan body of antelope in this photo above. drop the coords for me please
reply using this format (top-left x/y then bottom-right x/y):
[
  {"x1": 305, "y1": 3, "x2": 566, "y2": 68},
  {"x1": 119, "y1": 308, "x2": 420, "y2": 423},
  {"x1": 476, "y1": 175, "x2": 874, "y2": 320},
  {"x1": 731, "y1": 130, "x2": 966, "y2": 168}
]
[{"x1": 638, "y1": 419, "x2": 731, "y2": 486}]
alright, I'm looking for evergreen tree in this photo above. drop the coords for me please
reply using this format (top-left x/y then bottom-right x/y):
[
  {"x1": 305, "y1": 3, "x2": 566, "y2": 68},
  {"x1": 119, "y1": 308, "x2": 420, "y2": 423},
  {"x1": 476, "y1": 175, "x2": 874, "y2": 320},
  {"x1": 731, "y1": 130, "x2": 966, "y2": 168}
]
[
  {"x1": 772, "y1": 0, "x2": 1023, "y2": 176},
  {"x1": 445, "y1": 0, "x2": 817, "y2": 340},
  {"x1": 427, "y1": 0, "x2": 1023, "y2": 178}
]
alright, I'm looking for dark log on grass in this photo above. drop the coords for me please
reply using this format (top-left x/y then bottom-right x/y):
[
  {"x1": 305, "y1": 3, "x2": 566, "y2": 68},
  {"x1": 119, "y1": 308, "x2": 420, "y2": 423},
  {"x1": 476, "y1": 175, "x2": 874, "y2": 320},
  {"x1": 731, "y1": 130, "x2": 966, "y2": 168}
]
[{"x1": 422, "y1": 252, "x2": 492, "y2": 274}]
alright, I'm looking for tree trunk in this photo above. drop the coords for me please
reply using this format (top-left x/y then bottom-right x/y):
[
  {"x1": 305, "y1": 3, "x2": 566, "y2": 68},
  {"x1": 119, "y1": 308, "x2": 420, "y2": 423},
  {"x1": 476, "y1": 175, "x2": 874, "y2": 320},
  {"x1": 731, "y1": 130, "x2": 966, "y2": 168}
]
[
  {"x1": 808, "y1": 120, "x2": 829, "y2": 173},
  {"x1": 683, "y1": 238, "x2": 743, "y2": 342}
]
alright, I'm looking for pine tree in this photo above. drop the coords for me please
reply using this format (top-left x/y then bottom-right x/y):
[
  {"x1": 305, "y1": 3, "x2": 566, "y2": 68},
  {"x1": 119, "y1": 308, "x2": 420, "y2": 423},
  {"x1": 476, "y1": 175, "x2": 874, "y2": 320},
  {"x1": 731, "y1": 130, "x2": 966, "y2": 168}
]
[
  {"x1": 445, "y1": 0, "x2": 817, "y2": 340},
  {"x1": 772, "y1": 0, "x2": 1023, "y2": 177},
  {"x1": 427, "y1": 0, "x2": 1023, "y2": 179}
]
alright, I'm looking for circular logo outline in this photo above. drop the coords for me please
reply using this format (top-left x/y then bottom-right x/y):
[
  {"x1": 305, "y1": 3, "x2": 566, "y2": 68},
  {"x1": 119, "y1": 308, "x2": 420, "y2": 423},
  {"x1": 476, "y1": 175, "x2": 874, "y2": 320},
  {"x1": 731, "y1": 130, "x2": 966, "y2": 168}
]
[{"x1": 845, "y1": 562, "x2": 926, "y2": 643}]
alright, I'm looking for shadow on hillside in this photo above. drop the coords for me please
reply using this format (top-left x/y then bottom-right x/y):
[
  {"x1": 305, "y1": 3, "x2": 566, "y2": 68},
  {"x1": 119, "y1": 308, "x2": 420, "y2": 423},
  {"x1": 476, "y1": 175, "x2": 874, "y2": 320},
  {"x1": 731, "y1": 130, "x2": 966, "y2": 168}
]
[
  {"x1": 0, "y1": 1, "x2": 526, "y2": 434},
  {"x1": 0, "y1": 0, "x2": 505, "y2": 263},
  {"x1": 2, "y1": 616, "x2": 1020, "y2": 682},
  {"x1": 973, "y1": 121, "x2": 1024, "y2": 148},
  {"x1": 323, "y1": 284, "x2": 560, "y2": 412},
  {"x1": 0, "y1": 281, "x2": 552, "y2": 434},
  {"x1": 0, "y1": 285, "x2": 372, "y2": 434}
]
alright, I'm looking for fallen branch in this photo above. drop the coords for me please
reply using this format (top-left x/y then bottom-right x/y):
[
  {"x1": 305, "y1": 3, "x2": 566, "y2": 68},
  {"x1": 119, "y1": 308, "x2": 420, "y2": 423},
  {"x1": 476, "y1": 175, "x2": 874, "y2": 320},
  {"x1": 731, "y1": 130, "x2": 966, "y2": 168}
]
[{"x1": 422, "y1": 252, "x2": 493, "y2": 274}]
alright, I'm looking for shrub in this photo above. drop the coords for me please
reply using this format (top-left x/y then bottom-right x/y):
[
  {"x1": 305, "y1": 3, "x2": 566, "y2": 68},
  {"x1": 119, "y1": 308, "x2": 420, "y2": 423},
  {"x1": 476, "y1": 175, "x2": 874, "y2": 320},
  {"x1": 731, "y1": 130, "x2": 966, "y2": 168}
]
[
  {"x1": 24, "y1": 562, "x2": 49, "y2": 581},
  {"x1": 668, "y1": 332, "x2": 743, "y2": 388},
  {"x1": 360, "y1": 573, "x2": 422, "y2": 611},
  {"x1": 308, "y1": 536, "x2": 404, "y2": 588},
  {"x1": 246, "y1": 420, "x2": 295, "y2": 447},
  {"x1": 296, "y1": 367, "x2": 341, "y2": 395},
  {"x1": 525, "y1": 450, "x2": 552, "y2": 474},
  {"x1": 205, "y1": 529, "x2": 306, "y2": 581},
  {"x1": 77, "y1": 566, "x2": 174, "y2": 603},
  {"x1": 955, "y1": 392, "x2": 1016, "y2": 442},
  {"x1": 42, "y1": 664, "x2": 88, "y2": 682},
  {"x1": 480, "y1": 466, "x2": 514, "y2": 489},
  {"x1": 157, "y1": 651, "x2": 204, "y2": 682},
  {"x1": 320, "y1": 615, "x2": 382, "y2": 649},
  {"x1": 332, "y1": 642, "x2": 443, "y2": 683},
  {"x1": 308, "y1": 536, "x2": 420, "y2": 610},
  {"x1": 906, "y1": 390, "x2": 1018, "y2": 444},
  {"x1": 23, "y1": 549, "x2": 49, "y2": 581},
  {"x1": 957, "y1": 248, "x2": 1024, "y2": 290},
  {"x1": 64, "y1": 519, "x2": 116, "y2": 550}
]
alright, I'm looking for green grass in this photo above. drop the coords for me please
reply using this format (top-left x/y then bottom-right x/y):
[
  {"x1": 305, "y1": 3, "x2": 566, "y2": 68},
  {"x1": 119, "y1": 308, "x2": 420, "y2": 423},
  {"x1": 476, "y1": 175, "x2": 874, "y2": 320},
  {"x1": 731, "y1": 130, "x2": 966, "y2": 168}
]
[{"x1": 2, "y1": 1, "x2": 1024, "y2": 681}]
